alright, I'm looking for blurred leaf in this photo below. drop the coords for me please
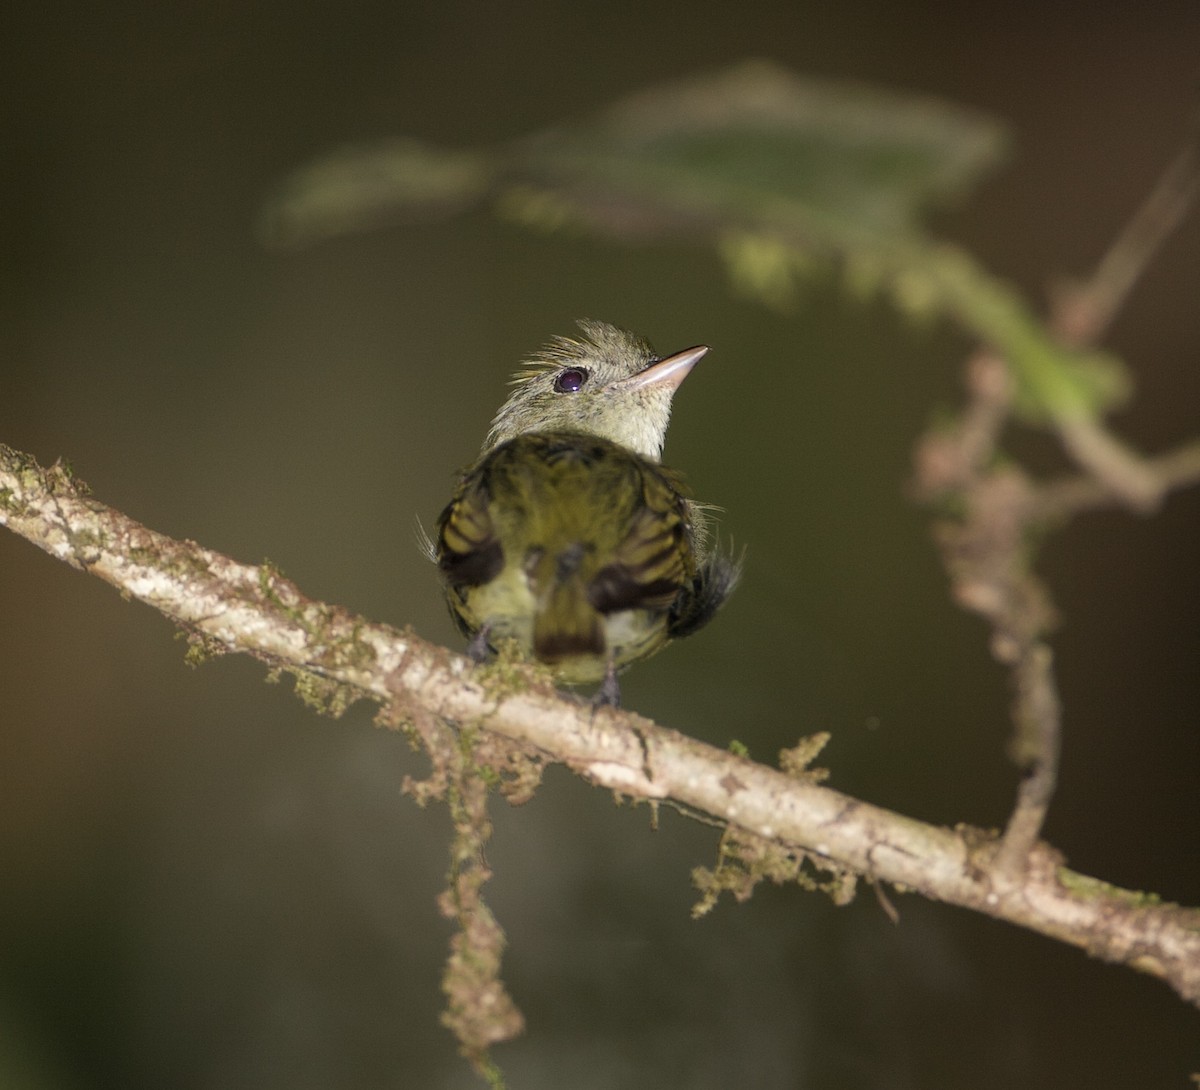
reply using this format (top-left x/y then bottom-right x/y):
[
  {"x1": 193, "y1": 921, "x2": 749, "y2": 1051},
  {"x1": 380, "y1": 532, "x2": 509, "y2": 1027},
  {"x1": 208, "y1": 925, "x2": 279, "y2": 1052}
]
[
  {"x1": 888, "y1": 243, "x2": 1132, "y2": 420},
  {"x1": 261, "y1": 60, "x2": 1130, "y2": 422},
  {"x1": 258, "y1": 139, "x2": 494, "y2": 249},
  {"x1": 511, "y1": 60, "x2": 1008, "y2": 246},
  {"x1": 263, "y1": 60, "x2": 1006, "y2": 252}
]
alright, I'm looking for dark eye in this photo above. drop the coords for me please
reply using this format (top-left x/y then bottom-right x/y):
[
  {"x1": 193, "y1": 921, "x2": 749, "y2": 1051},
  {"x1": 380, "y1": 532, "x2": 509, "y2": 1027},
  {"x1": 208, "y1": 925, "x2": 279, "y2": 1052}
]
[{"x1": 553, "y1": 368, "x2": 588, "y2": 393}]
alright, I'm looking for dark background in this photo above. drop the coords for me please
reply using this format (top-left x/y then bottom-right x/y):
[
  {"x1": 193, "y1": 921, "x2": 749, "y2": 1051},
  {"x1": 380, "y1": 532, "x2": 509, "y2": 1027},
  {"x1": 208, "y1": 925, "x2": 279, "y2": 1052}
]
[{"x1": 3, "y1": 3, "x2": 1198, "y2": 1087}]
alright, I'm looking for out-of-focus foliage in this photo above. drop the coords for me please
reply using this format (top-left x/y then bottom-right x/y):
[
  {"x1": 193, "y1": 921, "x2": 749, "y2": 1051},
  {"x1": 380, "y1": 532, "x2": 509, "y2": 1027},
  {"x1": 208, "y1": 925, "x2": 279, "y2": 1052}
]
[
  {"x1": 262, "y1": 60, "x2": 1127, "y2": 424},
  {"x1": 262, "y1": 60, "x2": 1006, "y2": 250}
]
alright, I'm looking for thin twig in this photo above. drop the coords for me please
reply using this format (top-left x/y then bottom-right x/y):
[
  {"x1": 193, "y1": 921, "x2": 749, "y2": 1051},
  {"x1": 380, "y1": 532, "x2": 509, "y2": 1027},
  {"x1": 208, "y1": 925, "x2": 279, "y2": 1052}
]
[
  {"x1": 1034, "y1": 438, "x2": 1200, "y2": 520},
  {"x1": 916, "y1": 129, "x2": 1200, "y2": 879},
  {"x1": 912, "y1": 351, "x2": 1012, "y2": 496},
  {"x1": 994, "y1": 644, "x2": 1061, "y2": 875},
  {"x1": 1048, "y1": 129, "x2": 1200, "y2": 507},
  {"x1": 1054, "y1": 135, "x2": 1200, "y2": 346}
]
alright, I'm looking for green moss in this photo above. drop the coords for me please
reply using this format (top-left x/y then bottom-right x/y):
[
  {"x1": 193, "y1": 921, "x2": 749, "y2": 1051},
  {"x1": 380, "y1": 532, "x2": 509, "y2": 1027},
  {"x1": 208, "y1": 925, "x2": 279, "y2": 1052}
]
[
  {"x1": 693, "y1": 824, "x2": 857, "y2": 918},
  {"x1": 257, "y1": 559, "x2": 292, "y2": 612},
  {"x1": 46, "y1": 458, "x2": 91, "y2": 496},
  {"x1": 779, "y1": 732, "x2": 831, "y2": 783},
  {"x1": 290, "y1": 669, "x2": 360, "y2": 718},
  {"x1": 473, "y1": 642, "x2": 553, "y2": 704},
  {"x1": 178, "y1": 629, "x2": 228, "y2": 666},
  {"x1": 1057, "y1": 869, "x2": 1163, "y2": 908},
  {"x1": 334, "y1": 623, "x2": 379, "y2": 670},
  {"x1": 70, "y1": 527, "x2": 108, "y2": 552}
]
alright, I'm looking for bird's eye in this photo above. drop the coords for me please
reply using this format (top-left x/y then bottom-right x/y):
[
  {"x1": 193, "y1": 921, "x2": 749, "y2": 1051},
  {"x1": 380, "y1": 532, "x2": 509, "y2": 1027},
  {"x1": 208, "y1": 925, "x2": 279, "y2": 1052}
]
[{"x1": 553, "y1": 368, "x2": 588, "y2": 393}]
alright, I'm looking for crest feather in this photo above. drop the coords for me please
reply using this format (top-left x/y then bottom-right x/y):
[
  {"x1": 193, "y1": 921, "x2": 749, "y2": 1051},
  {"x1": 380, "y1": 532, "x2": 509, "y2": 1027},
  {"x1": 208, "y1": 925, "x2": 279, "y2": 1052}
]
[{"x1": 509, "y1": 319, "x2": 654, "y2": 383}]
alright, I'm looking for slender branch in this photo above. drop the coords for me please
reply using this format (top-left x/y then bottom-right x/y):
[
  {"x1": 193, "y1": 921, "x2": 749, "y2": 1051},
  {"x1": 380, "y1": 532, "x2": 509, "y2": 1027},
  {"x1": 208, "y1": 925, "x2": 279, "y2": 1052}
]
[
  {"x1": 994, "y1": 643, "x2": 1061, "y2": 875},
  {"x1": 1053, "y1": 134, "x2": 1200, "y2": 347},
  {"x1": 4, "y1": 441, "x2": 1200, "y2": 1007},
  {"x1": 1017, "y1": 136, "x2": 1199, "y2": 847},
  {"x1": 1048, "y1": 130, "x2": 1200, "y2": 507},
  {"x1": 915, "y1": 359, "x2": 1063, "y2": 875},
  {"x1": 1035, "y1": 438, "x2": 1200, "y2": 520},
  {"x1": 915, "y1": 134, "x2": 1200, "y2": 880}
]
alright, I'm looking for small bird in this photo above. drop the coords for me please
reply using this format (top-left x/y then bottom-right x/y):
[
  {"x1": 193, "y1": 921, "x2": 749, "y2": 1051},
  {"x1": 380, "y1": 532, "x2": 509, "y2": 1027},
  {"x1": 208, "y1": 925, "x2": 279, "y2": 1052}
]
[{"x1": 435, "y1": 319, "x2": 739, "y2": 704}]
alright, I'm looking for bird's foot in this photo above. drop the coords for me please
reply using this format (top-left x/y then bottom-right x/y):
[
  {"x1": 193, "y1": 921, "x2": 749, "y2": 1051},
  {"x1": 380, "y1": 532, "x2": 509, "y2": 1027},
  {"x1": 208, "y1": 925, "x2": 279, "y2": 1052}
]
[
  {"x1": 591, "y1": 661, "x2": 621, "y2": 708},
  {"x1": 465, "y1": 624, "x2": 492, "y2": 664}
]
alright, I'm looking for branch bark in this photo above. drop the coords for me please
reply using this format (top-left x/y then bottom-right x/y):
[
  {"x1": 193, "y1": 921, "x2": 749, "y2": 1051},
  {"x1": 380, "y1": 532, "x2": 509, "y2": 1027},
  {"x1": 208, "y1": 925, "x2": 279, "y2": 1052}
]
[{"x1": 4, "y1": 441, "x2": 1199, "y2": 1008}]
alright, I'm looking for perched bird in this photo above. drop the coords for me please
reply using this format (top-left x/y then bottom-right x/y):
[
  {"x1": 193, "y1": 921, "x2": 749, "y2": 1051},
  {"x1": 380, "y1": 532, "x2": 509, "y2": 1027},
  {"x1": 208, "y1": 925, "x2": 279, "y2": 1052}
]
[{"x1": 434, "y1": 319, "x2": 739, "y2": 703}]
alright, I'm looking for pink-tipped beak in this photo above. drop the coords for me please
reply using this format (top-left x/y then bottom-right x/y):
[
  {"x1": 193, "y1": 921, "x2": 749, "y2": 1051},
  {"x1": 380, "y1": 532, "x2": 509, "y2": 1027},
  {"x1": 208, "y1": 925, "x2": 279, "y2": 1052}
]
[{"x1": 620, "y1": 344, "x2": 710, "y2": 392}]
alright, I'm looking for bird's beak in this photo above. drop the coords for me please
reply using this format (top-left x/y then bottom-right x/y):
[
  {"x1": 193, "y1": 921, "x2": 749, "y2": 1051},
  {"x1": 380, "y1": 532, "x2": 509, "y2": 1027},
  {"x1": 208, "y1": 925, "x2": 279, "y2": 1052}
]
[{"x1": 619, "y1": 344, "x2": 710, "y2": 393}]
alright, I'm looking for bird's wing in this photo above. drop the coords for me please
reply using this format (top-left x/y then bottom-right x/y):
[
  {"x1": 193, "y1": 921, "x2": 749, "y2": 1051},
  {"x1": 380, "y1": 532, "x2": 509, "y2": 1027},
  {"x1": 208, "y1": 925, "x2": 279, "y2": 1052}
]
[
  {"x1": 436, "y1": 469, "x2": 503, "y2": 590},
  {"x1": 588, "y1": 464, "x2": 694, "y2": 615}
]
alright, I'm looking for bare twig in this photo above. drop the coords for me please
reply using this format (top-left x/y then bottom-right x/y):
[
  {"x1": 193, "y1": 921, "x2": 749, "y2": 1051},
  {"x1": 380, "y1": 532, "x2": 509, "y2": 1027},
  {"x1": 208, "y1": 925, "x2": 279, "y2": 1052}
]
[
  {"x1": 919, "y1": 444, "x2": 1064, "y2": 878},
  {"x1": 1049, "y1": 131, "x2": 1200, "y2": 507},
  {"x1": 912, "y1": 350, "x2": 1011, "y2": 494},
  {"x1": 4, "y1": 442, "x2": 1200, "y2": 1006},
  {"x1": 1053, "y1": 135, "x2": 1200, "y2": 346},
  {"x1": 994, "y1": 644, "x2": 1061, "y2": 875},
  {"x1": 1056, "y1": 416, "x2": 1170, "y2": 513},
  {"x1": 916, "y1": 133, "x2": 1200, "y2": 880},
  {"x1": 1036, "y1": 438, "x2": 1200, "y2": 520}
]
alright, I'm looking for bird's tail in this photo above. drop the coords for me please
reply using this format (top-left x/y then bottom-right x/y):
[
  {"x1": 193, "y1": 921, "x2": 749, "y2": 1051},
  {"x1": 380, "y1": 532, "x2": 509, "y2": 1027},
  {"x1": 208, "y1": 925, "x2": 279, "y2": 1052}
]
[{"x1": 532, "y1": 547, "x2": 605, "y2": 663}]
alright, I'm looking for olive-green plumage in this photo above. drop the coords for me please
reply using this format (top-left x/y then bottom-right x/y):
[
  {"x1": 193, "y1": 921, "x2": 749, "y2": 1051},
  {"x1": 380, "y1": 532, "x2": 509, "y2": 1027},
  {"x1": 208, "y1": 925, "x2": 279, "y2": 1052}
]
[{"x1": 435, "y1": 320, "x2": 738, "y2": 698}]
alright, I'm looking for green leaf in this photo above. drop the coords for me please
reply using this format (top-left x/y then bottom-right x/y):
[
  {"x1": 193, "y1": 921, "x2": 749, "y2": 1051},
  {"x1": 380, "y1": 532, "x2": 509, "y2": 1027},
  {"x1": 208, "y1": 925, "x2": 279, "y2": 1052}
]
[
  {"x1": 258, "y1": 138, "x2": 494, "y2": 249},
  {"x1": 511, "y1": 60, "x2": 1008, "y2": 247},
  {"x1": 261, "y1": 61, "x2": 1129, "y2": 422},
  {"x1": 262, "y1": 61, "x2": 1006, "y2": 252}
]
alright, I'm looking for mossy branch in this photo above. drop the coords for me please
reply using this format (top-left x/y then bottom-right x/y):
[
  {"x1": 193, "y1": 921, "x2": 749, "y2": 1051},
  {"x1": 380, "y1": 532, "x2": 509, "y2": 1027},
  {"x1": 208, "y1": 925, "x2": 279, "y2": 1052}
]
[{"x1": 4, "y1": 440, "x2": 1200, "y2": 1014}]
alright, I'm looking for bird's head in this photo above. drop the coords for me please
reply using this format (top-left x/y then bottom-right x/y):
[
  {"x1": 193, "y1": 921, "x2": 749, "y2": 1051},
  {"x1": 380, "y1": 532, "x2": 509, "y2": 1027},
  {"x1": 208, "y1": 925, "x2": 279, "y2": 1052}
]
[{"x1": 484, "y1": 320, "x2": 708, "y2": 461}]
